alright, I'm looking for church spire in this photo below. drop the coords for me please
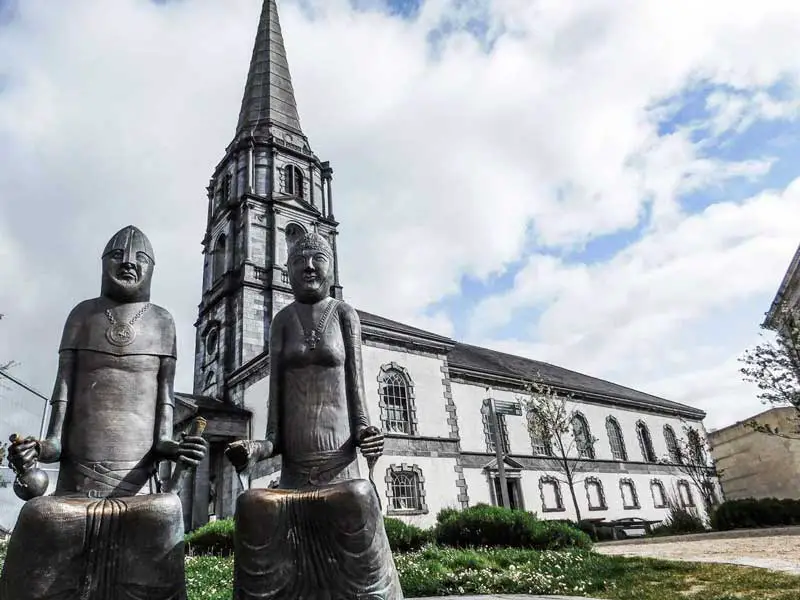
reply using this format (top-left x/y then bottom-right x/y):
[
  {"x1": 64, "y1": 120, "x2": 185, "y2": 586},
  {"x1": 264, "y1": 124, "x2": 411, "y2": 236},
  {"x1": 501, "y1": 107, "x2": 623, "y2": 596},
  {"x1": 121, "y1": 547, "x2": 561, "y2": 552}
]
[{"x1": 235, "y1": 0, "x2": 304, "y2": 139}]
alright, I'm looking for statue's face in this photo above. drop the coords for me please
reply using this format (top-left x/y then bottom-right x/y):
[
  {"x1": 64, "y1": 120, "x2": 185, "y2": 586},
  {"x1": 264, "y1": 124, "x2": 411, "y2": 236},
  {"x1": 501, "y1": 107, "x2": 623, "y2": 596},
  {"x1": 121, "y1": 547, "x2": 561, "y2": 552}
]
[
  {"x1": 289, "y1": 249, "x2": 331, "y2": 303},
  {"x1": 101, "y1": 226, "x2": 155, "y2": 302}
]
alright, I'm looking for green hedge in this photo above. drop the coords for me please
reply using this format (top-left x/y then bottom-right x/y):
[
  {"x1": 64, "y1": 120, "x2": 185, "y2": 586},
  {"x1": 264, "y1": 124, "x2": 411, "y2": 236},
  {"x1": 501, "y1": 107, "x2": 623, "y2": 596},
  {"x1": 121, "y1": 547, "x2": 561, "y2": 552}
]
[
  {"x1": 711, "y1": 498, "x2": 800, "y2": 531},
  {"x1": 186, "y1": 505, "x2": 592, "y2": 556},
  {"x1": 383, "y1": 517, "x2": 433, "y2": 553},
  {"x1": 185, "y1": 518, "x2": 235, "y2": 556},
  {"x1": 434, "y1": 504, "x2": 592, "y2": 551}
]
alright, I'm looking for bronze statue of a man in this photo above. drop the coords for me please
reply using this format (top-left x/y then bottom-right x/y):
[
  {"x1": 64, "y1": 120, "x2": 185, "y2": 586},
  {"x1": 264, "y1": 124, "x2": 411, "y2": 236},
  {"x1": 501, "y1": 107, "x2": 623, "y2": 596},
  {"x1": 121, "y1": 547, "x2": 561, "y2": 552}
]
[
  {"x1": 226, "y1": 231, "x2": 404, "y2": 599},
  {"x1": 0, "y1": 225, "x2": 207, "y2": 600}
]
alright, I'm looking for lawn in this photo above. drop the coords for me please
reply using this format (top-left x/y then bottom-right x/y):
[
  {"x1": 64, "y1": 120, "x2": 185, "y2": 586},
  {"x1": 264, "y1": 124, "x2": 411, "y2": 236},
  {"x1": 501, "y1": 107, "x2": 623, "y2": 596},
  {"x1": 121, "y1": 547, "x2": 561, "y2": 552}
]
[
  {"x1": 185, "y1": 546, "x2": 800, "y2": 600},
  {"x1": 3, "y1": 540, "x2": 800, "y2": 599}
]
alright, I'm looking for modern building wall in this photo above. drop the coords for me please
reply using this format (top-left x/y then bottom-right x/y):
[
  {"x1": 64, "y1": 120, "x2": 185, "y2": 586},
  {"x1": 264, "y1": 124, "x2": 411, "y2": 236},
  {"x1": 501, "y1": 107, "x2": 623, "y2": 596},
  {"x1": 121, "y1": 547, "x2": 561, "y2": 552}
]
[{"x1": 709, "y1": 406, "x2": 800, "y2": 501}]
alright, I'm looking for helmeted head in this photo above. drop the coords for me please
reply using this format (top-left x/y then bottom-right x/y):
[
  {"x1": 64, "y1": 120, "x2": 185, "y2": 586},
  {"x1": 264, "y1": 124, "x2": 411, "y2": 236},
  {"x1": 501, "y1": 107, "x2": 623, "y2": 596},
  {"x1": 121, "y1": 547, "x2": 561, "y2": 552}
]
[
  {"x1": 100, "y1": 225, "x2": 155, "y2": 302},
  {"x1": 287, "y1": 232, "x2": 333, "y2": 303}
]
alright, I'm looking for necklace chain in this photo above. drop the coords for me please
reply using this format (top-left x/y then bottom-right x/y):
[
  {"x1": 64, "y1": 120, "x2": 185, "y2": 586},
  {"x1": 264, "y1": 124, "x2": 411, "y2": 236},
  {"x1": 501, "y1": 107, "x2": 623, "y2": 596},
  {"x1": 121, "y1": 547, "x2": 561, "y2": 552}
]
[
  {"x1": 105, "y1": 303, "x2": 151, "y2": 327},
  {"x1": 301, "y1": 299, "x2": 336, "y2": 349}
]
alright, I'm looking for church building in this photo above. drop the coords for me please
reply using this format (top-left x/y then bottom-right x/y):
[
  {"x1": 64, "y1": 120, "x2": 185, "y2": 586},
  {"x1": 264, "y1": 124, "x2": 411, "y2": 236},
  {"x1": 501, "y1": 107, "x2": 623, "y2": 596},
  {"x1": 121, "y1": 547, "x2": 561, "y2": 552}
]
[{"x1": 174, "y1": 0, "x2": 716, "y2": 531}]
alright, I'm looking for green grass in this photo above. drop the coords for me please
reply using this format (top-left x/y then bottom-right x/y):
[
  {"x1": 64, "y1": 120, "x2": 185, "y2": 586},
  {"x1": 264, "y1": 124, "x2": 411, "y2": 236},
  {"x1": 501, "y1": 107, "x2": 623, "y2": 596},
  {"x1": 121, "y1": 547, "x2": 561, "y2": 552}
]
[{"x1": 6, "y1": 540, "x2": 800, "y2": 599}]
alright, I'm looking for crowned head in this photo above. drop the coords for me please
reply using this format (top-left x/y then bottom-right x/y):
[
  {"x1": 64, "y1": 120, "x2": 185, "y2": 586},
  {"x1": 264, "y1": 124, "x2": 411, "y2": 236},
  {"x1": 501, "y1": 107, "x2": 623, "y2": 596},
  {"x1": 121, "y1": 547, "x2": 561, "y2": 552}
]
[
  {"x1": 287, "y1": 231, "x2": 333, "y2": 303},
  {"x1": 101, "y1": 225, "x2": 155, "y2": 303}
]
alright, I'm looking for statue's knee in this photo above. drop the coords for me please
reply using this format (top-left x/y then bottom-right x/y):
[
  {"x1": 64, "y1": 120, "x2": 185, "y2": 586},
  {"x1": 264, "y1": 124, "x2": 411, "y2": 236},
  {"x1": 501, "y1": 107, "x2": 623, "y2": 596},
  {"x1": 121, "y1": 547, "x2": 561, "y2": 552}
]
[
  {"x1": 236, "y1": 489, "x2": 281, "y2": 518},
  {"x1": 343, "y1": 479, "x2": 374, "y2": 503}
]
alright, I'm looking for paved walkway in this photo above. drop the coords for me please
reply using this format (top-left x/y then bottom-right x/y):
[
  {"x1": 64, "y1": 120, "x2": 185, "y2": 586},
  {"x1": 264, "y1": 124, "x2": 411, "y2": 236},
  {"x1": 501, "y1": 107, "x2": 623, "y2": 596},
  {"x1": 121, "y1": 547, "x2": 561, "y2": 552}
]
[
  {"x1": 596, "y1": 529, "x2": 800, "y2": 574},
  {"x1": 412, "y1": 596, "x2": 601, "y2": 600}
]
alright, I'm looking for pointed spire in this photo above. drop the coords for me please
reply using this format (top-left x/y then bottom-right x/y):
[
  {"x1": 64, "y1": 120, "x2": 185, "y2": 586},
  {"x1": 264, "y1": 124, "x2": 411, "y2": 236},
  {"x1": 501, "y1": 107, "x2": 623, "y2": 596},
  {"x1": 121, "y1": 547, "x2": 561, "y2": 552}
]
[{"x1": 236, "y1": 0, "x2": 304, "y2": 138}]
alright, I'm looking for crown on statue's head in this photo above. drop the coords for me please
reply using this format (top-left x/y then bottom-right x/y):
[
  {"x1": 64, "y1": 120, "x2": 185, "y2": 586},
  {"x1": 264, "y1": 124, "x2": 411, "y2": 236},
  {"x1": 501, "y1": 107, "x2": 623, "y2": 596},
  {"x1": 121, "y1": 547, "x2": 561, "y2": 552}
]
[{"x1": 288, "y1": 231, "x2": 333, "y2": 260}]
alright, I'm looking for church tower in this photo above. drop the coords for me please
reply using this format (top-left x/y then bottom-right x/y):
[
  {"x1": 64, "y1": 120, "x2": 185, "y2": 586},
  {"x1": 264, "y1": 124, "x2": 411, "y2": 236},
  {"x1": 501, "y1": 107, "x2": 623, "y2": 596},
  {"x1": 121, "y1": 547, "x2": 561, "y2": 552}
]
[{"x1": 193, "y1": 0, "x2": 342, "y2": 401}]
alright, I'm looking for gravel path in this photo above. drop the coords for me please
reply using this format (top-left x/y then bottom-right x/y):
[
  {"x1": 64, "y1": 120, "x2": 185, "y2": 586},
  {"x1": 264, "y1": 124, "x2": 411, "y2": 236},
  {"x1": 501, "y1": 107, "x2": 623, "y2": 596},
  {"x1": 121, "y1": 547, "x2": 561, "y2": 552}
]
[{"x1": 595, "y1": 534, "x2": 800, "y2": 574}]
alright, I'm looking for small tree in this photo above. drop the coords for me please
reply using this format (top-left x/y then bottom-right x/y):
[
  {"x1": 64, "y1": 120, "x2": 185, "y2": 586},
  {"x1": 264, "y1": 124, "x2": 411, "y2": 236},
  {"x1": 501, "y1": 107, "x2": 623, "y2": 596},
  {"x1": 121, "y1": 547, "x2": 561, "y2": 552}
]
[
  {"x1": 521, "y1": 376, "x2": 598, "y2": 522},
  {"x1": 661, "y1": 425, "x2": 721, "y2": 518},
  {"x1": 740, "y1": 303, "x2": 800, "y2": 438}
]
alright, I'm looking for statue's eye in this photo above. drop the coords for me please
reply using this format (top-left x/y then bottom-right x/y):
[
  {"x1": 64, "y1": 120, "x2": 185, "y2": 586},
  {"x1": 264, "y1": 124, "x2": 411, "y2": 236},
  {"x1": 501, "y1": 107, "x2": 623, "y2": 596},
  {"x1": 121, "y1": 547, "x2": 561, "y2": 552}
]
[
  {"x1": 136, "y1": 252, "x2": 152, "y2": 265},
  {"x1": 111, "y1": 250, "x2": 124, "y2": 260},
  {"x1": 313, "y1": 254, "x2": 328, "y2": 264}
]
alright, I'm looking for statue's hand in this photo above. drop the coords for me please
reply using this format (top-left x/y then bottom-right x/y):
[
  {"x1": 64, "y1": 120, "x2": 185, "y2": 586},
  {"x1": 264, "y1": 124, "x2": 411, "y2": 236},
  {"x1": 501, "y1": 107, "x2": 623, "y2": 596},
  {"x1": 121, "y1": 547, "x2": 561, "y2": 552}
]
[
  {"x1": 225, "y1": 440, "x2": 273, "y2": 473},
  {"x1": 176, "y1": 435, "x2": 208, "y2": 467},
  {"x1": 357, "y1": 427, "x2": 384, "y2": 460},
  {"x1": 8, "y1": 435, "x2": 40, "y2": 473}
]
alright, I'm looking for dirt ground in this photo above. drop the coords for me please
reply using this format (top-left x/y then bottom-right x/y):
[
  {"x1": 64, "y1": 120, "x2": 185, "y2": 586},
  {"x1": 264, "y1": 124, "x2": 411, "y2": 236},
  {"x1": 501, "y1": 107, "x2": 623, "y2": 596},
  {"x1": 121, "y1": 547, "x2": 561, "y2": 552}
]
[{"x1": 595, "y1": 533, "x2": 800, "y2": 574}]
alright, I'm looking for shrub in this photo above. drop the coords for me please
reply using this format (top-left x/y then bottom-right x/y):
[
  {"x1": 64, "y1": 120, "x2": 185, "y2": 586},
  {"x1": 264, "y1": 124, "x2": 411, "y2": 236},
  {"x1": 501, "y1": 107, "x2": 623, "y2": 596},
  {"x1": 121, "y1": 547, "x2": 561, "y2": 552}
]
[
  {"x1": 185, "y1": 518, "x2": 235, "y2": 556},
  {"x1": 655, "y1": 497, "x2": 707, "y2": 535},
  {"x1": 711, "y1": 497, "x2": 800, "y2": 531},
  {"x1": 383, "y1": 517, "x2": 433, "y2": 553},
  {"x1": 433, "y1": 504, "x2": 591, "y2": 551}
]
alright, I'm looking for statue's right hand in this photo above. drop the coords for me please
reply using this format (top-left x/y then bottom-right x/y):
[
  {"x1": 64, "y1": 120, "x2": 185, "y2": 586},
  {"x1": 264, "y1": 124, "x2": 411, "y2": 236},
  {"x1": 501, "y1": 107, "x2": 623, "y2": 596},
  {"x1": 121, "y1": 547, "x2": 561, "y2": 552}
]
[
  {"x1": 225, "y1": 440, "x2": 273, "y2": 473},
  {"x1": 8, "y1": 435, "x2": 40, "y2": 473}
]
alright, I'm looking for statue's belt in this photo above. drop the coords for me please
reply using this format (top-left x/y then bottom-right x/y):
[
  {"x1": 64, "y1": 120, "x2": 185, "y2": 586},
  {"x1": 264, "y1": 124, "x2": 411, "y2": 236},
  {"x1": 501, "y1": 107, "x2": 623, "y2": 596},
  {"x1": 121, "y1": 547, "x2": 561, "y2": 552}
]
[
  {"x1": 284, "y1": 449, "x2": 356, "y2": 486},
  {"x1": 71, "y1": 461, "x2": 153, "y2": 495}
]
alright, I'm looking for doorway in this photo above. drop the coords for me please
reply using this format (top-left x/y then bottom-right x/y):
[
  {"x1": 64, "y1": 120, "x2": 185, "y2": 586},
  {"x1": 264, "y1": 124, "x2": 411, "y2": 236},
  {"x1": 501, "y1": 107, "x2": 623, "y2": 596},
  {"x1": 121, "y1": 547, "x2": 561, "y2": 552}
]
[{"x1": 491, "y1": 475, "x2": 524, "y2": 510}]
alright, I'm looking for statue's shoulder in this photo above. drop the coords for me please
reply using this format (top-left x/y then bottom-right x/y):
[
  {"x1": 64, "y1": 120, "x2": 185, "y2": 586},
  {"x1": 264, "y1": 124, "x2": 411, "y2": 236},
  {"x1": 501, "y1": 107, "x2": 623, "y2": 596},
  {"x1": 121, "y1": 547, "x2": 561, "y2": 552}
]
[
  {"x1": 147, "y1": 303, "x2": 176, "y2": 326},
  {"x1": 64, "y1": 298, "x2": 102, "y2": 322},
  {"x1": 334, "y1": 300, "x2": 358, "y2": 320}
]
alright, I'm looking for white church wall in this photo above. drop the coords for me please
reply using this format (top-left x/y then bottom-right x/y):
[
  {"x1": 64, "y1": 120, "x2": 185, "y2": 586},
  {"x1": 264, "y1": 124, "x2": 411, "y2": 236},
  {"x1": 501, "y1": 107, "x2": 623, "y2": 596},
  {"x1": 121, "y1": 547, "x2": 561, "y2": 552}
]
[
  {"x1": 243, "y1": 375, "x2": 270, "y2": 442},
  {"x1": 361, "y1": 344, "x2": 451, "y2": 439},
  {"x1": 361, "y1": 454, "x2": 460, "y2": 529}
]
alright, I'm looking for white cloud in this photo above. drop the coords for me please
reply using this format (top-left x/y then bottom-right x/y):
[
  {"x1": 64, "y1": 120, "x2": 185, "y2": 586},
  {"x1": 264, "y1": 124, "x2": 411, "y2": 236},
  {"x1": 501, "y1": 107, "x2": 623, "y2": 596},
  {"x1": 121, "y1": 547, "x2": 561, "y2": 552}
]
[{"x1": 0, "y1": 0, "x2": 799, "y2": 433}]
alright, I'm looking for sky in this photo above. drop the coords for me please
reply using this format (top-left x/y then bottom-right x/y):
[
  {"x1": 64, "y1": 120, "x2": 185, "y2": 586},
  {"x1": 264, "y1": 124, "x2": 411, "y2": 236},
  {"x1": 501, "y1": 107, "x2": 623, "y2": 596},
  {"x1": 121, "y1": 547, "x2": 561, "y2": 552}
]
[{"x1": 1, "y1": 0, "x2": 799, "y2": 441}]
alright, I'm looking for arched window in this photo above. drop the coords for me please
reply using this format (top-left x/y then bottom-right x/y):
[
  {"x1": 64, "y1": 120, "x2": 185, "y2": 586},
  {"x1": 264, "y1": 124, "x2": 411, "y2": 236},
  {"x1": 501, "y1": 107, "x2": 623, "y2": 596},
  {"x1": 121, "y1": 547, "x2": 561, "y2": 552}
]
[
  {"x1": 539, "y1": 476, "x2": 564, "y2": 512},
  {"x1": 605, "y1": 416, "x2": 627, "y2": 461},
  {"x1": 687, "y1": 427, "x2": 706, "y2": 465},
  {"x1": 620, "y1": 478, "x2": 639, "y2": 509},
  {"x1": 284, "y1": 165, "x2": 304, "y2": 198},
  {"x1": 650, "y1": 479, "x2": 667, "y2": 508},
  {"x1": 584, "y1": 477, "x2": 607, "y2": 511},
  {"x1": 386, "y1": 465, "x2": 427, "y2": 514},
  {"x1": 284, "y1": 222, "x2": 306, "y2": 249},
  {"x1": 378, "y1": 364, "x2": 417, "y2": 435},
  {"x1": 571, "y1": 413, "x2": 595, "y2": 459},
  {"x1": 677, "y1": 479, "x2": 695, "y2": 508},
  {"x1": 213, "y1": 234, "x2": 227, "y2": 281},
  {"x1": 483, "y1": 409, "x2": 510, "y2": 454},
  {"x1": 663, "y1": 425, "x2": 681, "y2": 464},
  {"x1": 204, "y1": 370, "x2": 216, "y2": 390},
  {"x1": 527, "y1": 408, "x2": 552, "y2": 456},
  {"x1": 636, "y1": 421, "x2": 657, "y2": 463}
]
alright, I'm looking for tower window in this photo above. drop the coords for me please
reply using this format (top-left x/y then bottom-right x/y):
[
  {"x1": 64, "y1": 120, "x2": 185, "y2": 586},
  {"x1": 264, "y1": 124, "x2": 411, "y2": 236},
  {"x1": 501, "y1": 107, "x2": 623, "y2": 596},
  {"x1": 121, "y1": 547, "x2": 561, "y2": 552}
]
[
  {"x1": 213, "y1": 234, "x2": 227, "y2": 281},
  {"x1": 284, "y1": 165, "x2": 304, "y2": 198}
]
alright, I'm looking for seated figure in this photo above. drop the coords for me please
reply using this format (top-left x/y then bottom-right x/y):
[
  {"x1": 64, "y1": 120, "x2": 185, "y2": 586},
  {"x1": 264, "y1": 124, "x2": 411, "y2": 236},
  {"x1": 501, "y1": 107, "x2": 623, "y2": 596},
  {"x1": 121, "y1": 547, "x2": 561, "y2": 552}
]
[
  {"x1": 0, "y1": 226, "x2": 207, "y2": 600},
  {"x1": 226, "y1": 232, "x2": 403, "y2": 600}
]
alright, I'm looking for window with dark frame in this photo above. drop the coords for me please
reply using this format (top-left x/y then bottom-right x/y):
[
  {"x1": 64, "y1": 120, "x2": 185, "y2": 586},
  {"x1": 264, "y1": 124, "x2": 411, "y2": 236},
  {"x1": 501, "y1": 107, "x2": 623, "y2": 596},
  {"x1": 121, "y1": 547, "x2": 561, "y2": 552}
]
[
  {"x1": 636, "y1": 421, "x2": 657, "y2": 463},
  {"x1": 572, "y1": 413, "x2": 595, "y2": 459},
  {"x1": 380, "y1": 369, "x2": 414, "y2": 435},
  {"x1": 606, "y1": 416, "x2": 628, "y2": 461},
  {"x1": 620, "y1": 478, "x2": 640, "y2": 509}
]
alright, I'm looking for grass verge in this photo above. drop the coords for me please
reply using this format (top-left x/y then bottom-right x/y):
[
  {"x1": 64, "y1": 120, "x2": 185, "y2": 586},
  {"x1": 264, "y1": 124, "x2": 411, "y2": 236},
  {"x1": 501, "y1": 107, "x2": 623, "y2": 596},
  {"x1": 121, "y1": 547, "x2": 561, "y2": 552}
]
[{"x1": 3, "y1": 540, "x2": 799, "y2": 600}]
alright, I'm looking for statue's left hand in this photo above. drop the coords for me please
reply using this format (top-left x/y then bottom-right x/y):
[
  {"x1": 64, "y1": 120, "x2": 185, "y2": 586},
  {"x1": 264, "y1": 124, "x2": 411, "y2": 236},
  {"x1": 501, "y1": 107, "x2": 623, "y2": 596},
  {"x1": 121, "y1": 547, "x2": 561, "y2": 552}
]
[
  {"x1": 176, "y1": 435, "x2": 208, "y2": 467},
  {"x1": 357, "y1": 426, "x2": 384, "y2": 460}
]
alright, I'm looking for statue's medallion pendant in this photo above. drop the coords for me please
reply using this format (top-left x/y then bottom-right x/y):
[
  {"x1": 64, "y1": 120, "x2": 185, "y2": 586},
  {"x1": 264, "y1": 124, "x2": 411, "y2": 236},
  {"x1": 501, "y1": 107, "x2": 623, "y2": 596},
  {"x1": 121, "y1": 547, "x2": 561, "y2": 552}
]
[
  {"x1": 304, "y1": 330, "x2": 319, "y2": 350},
  {"x1": 106, "y1": 323, "x2": 136, "y2": 346},
  {"x1": 104, "y1": 303, "x2": 150, "y2": 348}
]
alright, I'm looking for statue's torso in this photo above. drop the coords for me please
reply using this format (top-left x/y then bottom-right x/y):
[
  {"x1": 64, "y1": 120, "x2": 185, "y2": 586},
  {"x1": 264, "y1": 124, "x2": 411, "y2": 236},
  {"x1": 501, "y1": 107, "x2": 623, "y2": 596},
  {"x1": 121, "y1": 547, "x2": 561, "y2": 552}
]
[
  {"x1": 54, "y1": 297, "x2": 175, "y2": 497},
  {"x1": 280, "y1": 304, "x2": 350, "y2": 457},
  {"x1": 277, "y1": 301, "x2": 358, "y2": 486}
]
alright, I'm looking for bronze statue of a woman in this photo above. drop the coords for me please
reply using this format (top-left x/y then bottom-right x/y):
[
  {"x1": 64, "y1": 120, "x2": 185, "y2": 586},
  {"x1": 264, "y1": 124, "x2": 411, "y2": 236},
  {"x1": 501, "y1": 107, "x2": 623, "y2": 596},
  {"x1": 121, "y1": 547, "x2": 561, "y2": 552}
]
[
  {"x1": 225, "y1": 231, "x2": 403, "y2": 600},
  {"x1": 0, "y1": 226, "x2": 207, "y2": 600}
]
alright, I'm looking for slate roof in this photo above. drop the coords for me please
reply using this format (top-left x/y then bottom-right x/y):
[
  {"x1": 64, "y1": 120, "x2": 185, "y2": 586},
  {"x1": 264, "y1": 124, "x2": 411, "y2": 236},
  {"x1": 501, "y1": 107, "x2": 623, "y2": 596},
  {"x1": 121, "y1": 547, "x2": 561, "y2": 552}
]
[
  {"x1": 357, "y1": 310, "x2": 453, "y2": 344},
  {"x1": 175, "y1": 393, "x2": 250, "y2": 415},
  {"x1": 358, "y1": 310, "x2": 705, "y2": 419}
]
